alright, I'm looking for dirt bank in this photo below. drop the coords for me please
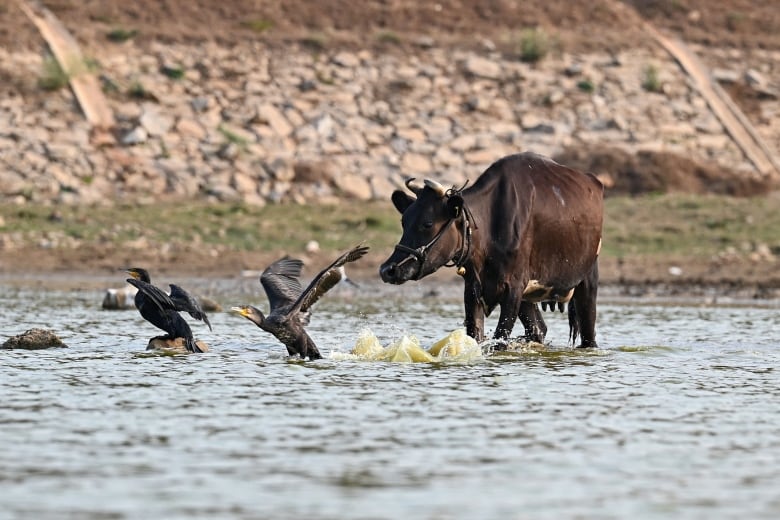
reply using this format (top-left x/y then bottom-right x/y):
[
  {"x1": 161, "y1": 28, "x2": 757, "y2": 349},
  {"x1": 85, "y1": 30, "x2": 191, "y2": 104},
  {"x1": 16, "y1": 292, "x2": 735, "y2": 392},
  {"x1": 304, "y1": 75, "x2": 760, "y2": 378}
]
[{"x1": 3, "y1": 1, "x2": 779, "y2": 52}]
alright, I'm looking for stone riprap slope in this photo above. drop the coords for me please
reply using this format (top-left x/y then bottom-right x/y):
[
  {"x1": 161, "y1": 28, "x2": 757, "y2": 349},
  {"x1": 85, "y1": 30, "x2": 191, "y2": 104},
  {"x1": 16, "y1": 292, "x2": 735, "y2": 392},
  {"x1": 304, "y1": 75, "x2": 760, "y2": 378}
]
[{"x1": 1, "y1": 39, "x2": 778, "y2": 205}]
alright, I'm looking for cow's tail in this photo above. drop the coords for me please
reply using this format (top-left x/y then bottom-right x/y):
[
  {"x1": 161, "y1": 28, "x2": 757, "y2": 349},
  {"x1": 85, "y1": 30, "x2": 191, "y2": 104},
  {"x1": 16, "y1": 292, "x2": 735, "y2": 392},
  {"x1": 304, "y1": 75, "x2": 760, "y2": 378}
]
[{"x1": 568, "y1": 302, "x2": 579, "y2": 346}]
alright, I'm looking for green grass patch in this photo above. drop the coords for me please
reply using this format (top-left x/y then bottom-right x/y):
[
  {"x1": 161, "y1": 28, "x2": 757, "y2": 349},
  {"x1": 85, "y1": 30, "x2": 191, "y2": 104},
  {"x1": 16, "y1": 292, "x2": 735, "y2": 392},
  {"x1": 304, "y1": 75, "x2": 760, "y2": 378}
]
[
  {"x1": 38, "y1": 55, "x2": 69, "y2": 91},
  {"x1": 726, "y1": 11, "x2": 746, "y2": 31},
  {"x1": 106, "y1": 28, "x2": 138, "y2": 42},
  {"x1": 217, "y1": 125, "x2": 249, "y2": 149},
  {"x1": 602, "y1": 194, "x2": 780, "y2": 259},
  {"x1": 242, "y1": 19, "x2": 274, "y2": 33},
  {"x1": 300, "y1": 32, "x2": 328, "y2": 52},
  {"x1": 127, "y1": 81, "x2": 151, "y2": 99},
  {"x1": 161, "y1": 65, "x2": 185, "y2": 80},
  {"x1": 2, "y1": 195, "x2": 779, "y2": 266},
  {"x1": 517, "y1": 28, "x2": 549, "y2": 63},
  {"x1": 577, "y1": 79, "x2": 595, "y2": 93},
  {"x1": 375, "y1": 30, "x2": 402, "y2": 45},
  {"x1": 0, "y1": 202, "x2": 402, "y2": 253},
  {"x1": 642, "y1": 64, "x2": 662, "y2": 93}
]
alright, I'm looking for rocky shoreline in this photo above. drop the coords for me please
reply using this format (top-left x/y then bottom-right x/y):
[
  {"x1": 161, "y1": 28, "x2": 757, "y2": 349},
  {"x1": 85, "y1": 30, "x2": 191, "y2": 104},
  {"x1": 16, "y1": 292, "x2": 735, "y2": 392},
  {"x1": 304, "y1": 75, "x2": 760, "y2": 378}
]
[{"x1": 2, "y1": 36, "x2": 779, "y2": 206}]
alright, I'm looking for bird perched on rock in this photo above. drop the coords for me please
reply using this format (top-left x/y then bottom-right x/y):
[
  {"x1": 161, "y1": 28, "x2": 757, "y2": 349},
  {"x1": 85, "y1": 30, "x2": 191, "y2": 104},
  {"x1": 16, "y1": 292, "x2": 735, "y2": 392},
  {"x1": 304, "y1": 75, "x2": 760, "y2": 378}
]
[
  {"x1": 232, "y1": 244, "x2": 369, "y2": 360},
  {"x1": 124, "y1": 268, "x2": 212, "y2": 353}
]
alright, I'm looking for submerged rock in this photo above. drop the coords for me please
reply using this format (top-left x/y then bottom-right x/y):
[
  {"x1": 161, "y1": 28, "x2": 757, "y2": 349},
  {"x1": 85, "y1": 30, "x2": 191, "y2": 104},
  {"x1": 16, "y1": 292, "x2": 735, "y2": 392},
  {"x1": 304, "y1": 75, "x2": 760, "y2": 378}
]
[
  {"x1": 146, "y1": 336, "x2": 209, "y2": 353},
  {"x1": 102, "y1": 284, "x2": 138, "y2": 310},
  {"x1": 2, "y1": 328, "x2": 67, "y2": 350},
  {"x1": 196, "y1": 296, "x2": 221, "y2": 312}
]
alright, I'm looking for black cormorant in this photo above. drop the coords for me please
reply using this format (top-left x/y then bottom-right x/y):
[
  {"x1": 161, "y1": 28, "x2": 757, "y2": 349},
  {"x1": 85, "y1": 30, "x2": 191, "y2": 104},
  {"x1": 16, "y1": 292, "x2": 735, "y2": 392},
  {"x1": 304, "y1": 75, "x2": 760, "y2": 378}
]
[
  {"x1": 232, "y1": 244, "x2": 369, "y2": 360},
  {"x1": 124, "y1": 268, "x2": 211, "y2": 353}
]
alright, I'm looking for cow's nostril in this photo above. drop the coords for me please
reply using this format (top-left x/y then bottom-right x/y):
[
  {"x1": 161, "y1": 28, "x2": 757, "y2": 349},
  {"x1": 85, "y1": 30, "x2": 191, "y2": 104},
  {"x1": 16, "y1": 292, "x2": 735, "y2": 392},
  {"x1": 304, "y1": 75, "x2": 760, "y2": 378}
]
[{"x1": 380, "y1": 263, "x2": 397, "y2": 280}]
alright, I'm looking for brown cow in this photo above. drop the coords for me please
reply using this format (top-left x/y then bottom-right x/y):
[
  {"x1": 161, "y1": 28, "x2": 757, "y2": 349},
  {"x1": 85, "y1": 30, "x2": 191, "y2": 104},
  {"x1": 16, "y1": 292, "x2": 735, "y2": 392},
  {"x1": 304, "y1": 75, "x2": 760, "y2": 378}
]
[{"x1": 379, "y1": 152, "x2": 604, "y2": 347}]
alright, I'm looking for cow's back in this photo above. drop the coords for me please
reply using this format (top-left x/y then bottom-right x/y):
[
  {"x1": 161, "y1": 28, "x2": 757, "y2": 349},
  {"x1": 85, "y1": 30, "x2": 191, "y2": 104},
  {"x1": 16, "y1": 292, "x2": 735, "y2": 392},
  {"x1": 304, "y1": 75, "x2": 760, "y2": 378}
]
[{"x1": 468, "y1": 152, "x2": 603, "y2": 286}]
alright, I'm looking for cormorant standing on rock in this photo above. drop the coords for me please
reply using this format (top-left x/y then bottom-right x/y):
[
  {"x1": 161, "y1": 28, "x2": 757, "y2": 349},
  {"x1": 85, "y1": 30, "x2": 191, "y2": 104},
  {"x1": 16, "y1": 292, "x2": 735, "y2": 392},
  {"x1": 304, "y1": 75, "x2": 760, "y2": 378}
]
[{"x1": 124, "y1": 268, "x2": 211, "y2": 353}]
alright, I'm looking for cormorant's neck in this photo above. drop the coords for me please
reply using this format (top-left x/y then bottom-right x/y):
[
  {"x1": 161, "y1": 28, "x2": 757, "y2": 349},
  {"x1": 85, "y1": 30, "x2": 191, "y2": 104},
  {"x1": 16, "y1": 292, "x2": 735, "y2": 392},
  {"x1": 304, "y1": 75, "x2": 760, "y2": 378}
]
[{"x1": 252, "y1": 308, "x2": 266, "y2": 328}]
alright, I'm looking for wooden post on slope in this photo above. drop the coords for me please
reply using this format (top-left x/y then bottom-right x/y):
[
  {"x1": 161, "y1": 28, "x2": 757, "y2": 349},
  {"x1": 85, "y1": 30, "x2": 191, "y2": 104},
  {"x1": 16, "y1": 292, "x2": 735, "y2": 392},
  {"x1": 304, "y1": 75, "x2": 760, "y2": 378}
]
[{"x1": 17, "y1": 0, "x2": 116, "y2": 143}]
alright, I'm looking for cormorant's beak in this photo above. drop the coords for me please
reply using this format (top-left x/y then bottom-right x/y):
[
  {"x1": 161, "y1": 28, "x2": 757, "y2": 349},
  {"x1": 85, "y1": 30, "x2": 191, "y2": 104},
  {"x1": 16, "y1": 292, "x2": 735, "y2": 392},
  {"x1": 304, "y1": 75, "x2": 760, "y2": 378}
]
[
  {"x1": 230, "y1": 306, "x2": 250, "y2": 318},
  {"x1": 123, "y1": 268, "x2": 140, "y2": 280}
]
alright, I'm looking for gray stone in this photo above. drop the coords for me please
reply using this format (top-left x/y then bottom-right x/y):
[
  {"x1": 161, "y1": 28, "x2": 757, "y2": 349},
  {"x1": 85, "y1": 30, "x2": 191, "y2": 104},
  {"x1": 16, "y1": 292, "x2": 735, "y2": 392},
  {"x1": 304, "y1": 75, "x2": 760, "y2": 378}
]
[
  {"x1": 102, "y1": 285, "x2": 138, "y2": 310},
  {"x1": 231, "y1": 172, "x2": 258, "y2": 195},
  {"x1": 121, "y1": 126, "x2": 148, "y2": 145},
  {"x1": 337, "y1": 173, "x2": 372, "y2": 200},
  {"x1": 744, "y1": 69, "x2": 767, "y2": 88},
  {"x1": 332, "y1": 51, "x2": 361, "y2": 68},
  {"x1": 2, "y1": 328, "x2": 67, "y2": 349},
  {"x1": 140, "y1": 105, "x2": 174, "y2": 136},
  {"x1": 191, "y1": 97, "x2": 210, "y2": 112},
  {"x1": 712, "y1": 68, "x2": 740, "y2": 84},
  {"x1": 175, "y1": 117, "x2": 206, "y2": 139},
  {"x1": 313, "y1": 113, "x2": 335, "y2": 138},
  {"x1": 449, "y1": 134, "x2": 477, "y2": 152},
  {"x1": 401, "y1": 153, "x2": 432, "y2": 175},
  {"x1": 264, "y1": 156, "x2": 295, "y2": 182},
  {"x1": 255, "y1": 103, "x2": 293, "y2": 137},
  {"x1": 463, "y1": 56, "x2": 502, "y2": 80}
]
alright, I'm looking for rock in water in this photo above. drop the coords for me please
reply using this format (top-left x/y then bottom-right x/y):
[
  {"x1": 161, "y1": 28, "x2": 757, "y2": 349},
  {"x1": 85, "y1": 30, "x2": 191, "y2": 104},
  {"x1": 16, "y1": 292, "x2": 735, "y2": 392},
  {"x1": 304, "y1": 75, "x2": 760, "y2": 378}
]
[
  {"x1": 146, "y1": 336, "x2": 209, "y2": 353},
  {"x1": 101, "y1": 285, "x2": 138, "y2": 309},
  {"x1": 2, "y1": 328, "x2": 67, "y2": 349},
  {"x1": 196, "y1": 296, "x2": 221, "y2": 312}
]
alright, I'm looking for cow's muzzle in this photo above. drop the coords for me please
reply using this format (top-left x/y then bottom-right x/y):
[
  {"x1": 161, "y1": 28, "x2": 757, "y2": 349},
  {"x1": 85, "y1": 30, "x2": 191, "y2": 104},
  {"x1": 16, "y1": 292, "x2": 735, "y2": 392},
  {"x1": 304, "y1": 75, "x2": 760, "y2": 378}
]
[
  {"x1": 379, "y1": 262, "x2": 403, "y2": 284},
  {"x1": 379, "y1": 249, "x2": 421, "y2": 284}
]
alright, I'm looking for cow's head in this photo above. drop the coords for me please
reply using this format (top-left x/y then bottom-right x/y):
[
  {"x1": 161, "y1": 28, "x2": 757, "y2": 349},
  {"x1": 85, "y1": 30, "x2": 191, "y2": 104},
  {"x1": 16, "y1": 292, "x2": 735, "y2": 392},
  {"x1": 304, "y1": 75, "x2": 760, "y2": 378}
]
[{"x1": 380, "y1": 178, "x2": 468, "y2": 284}]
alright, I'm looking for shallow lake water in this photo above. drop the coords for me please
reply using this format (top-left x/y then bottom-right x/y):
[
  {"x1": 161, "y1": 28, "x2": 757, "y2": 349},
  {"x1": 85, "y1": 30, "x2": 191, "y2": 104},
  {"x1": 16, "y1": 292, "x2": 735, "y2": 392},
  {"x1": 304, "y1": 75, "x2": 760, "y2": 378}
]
[{"x1": 2, "y1": 280, "x2": 780, "y2": 520}]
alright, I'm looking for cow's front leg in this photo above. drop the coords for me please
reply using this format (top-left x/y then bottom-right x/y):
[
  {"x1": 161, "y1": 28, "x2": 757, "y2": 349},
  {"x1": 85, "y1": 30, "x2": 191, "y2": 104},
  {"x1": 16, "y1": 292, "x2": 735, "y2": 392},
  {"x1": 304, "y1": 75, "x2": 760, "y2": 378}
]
[
  {"x1": 494, "y1": 293, "x2": 522, "y2": 340},
  {"x1": 463, "y1": 281, "x2": 485, "y2": 342}
]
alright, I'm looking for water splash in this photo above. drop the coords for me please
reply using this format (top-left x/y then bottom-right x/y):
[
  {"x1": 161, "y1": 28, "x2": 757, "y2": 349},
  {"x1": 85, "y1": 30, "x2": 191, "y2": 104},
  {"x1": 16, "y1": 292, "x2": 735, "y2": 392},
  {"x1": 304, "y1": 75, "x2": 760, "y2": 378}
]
[{"x1": 330, "y1": 328, "x2": 483, "y2": 363}]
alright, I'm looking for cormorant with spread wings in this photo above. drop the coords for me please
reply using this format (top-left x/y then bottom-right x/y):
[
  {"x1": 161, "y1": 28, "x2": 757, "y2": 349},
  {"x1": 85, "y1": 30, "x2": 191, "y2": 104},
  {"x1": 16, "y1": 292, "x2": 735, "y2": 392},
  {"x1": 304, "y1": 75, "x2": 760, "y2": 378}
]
[{"x1": 232, "y1": 244, "x2": 369, "y2": 359}]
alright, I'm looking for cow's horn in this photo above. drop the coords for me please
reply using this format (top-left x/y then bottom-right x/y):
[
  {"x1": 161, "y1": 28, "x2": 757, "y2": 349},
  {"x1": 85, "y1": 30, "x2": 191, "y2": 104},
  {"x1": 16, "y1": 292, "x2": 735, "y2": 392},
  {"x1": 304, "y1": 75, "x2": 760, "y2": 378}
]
[
  {"x1": 423, "y1": 179, "x2": 447, "y2": 197},
  {"x1": 405, "y1": 177, "x2": 424, "y2": 195}
]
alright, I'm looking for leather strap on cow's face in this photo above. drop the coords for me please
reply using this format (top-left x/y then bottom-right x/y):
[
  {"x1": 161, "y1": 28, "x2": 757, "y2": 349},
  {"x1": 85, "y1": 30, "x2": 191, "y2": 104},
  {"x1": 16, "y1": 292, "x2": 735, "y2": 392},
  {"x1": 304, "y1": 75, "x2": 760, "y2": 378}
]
[
  {"x1": 444, "y1": 183, "x2": 476, "y2": 276},
  {"x1": 392, "y1": 184, "x2": 475, "y2": 278},
  {"x1": 393, "y1": 217, "x2": 457, "y2": 279}
]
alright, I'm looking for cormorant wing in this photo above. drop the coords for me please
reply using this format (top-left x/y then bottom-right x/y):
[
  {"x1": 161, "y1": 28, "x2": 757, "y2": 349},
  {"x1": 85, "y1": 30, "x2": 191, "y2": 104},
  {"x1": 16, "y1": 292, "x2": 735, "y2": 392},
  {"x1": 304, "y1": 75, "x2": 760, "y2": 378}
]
[
  {"x1": 287, "y1": 244, "x2": 369, "y2": 317},
  {"x1": 126, "y1": 277, "x2": 177, "y2": 313},
  {"x1": 260, "y1": 256, "x2": 305, "y2": 312},
  {"x1": 169, "y1": 284, "x2": 213, "y2": 331}
]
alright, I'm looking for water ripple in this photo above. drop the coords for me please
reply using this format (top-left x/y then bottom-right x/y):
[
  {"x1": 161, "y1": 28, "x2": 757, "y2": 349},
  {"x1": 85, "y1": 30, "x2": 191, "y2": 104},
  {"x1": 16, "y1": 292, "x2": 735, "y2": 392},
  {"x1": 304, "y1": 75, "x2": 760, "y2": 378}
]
[{"x1": 1, "y1": 289, "x2": 780, "y2": 519}]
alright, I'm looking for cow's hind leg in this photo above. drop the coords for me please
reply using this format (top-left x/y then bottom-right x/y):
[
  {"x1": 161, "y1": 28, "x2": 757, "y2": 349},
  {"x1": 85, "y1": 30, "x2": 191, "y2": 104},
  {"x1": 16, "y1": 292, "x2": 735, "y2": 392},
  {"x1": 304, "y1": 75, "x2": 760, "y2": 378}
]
[
  {"x1": 518, "y1": 301, "x2": 546, "y2": 343},
  {"x1": 572, "y1": 262, "x2": 599, "y2": 348}
]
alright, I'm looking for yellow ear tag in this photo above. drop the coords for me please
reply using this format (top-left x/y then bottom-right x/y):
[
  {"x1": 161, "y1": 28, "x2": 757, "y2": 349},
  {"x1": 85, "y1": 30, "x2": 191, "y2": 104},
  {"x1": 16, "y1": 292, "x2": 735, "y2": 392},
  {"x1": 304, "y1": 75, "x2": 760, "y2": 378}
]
[{"x1": 456, "y1": 266, "x2": 466, "y2": 276}]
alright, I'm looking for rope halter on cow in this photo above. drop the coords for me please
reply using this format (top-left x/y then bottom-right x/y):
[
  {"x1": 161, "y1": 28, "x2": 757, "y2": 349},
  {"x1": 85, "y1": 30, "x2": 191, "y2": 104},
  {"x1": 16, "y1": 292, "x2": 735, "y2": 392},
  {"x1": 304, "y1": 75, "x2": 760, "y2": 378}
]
[{"x1": 393, "y1": 179, "x2": 476, "y2": 278}]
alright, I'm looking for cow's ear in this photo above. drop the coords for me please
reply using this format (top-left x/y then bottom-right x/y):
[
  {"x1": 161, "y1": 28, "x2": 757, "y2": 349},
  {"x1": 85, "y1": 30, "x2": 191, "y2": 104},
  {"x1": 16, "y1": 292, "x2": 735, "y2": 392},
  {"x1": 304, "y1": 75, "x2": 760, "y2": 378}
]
[
  {"x1": 391, "y1": 190, "x2": 415, "y2": 214},
  {"x1": 446, "y1": 194, "x2": 464, "y2": 219}
]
